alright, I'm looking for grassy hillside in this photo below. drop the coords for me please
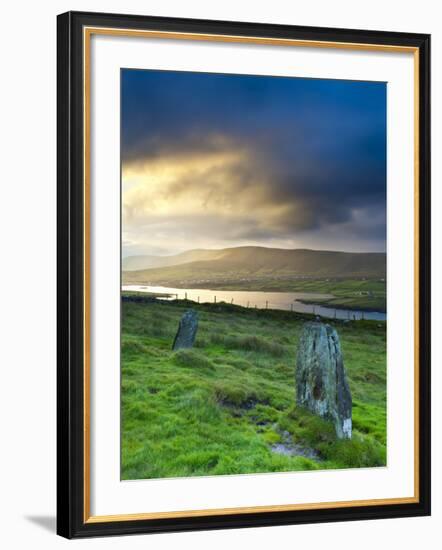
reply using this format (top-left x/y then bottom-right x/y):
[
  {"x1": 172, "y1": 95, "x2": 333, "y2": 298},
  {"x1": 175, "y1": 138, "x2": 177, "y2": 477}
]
[
  {"x1": 122, "y1": 246, "x2": 386, "y2": 284},
  {"x1": 121, "y1": 295, "x2": 386, "y2": 480}
]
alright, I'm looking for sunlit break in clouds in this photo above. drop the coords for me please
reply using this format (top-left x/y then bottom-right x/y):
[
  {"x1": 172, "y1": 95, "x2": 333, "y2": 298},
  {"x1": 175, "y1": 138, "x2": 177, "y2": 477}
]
[{"x1": 121, "y1": 69, "x2": 386, "y2": 257}]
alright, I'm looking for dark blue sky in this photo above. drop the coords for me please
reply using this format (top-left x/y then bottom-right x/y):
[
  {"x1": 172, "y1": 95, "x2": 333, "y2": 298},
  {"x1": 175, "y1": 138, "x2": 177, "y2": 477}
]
[{"x1": 121, "y1": 69, "x2": 386, "y2": 256}]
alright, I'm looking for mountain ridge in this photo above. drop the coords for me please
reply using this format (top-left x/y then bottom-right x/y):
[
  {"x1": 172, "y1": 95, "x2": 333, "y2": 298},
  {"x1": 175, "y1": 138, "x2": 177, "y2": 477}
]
[{"x1": 122, "y1": 246, "x2": 386, "y2": 285}]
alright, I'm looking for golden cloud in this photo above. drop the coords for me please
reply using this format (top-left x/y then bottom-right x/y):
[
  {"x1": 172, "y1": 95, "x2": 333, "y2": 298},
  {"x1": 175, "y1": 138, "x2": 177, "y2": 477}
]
[{"x1": 122, "y1": 141, "x2": 310, "y2": 236}]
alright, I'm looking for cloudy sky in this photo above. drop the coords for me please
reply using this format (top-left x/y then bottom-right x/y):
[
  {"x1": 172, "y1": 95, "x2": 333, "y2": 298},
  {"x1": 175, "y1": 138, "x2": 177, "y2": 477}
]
[{"x1": 121, "y1": 69, "x2": 386, "y2": 258}]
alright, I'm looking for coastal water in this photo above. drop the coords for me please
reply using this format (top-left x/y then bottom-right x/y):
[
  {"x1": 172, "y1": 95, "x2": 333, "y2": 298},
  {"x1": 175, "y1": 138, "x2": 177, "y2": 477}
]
[{"x1": 122, "y1": 285, "x2": 386, "y2": 321}]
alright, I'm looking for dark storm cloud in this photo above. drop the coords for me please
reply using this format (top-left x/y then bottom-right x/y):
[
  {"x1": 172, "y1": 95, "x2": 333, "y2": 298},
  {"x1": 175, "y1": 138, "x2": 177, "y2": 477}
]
[{"x1": 121, "y1": 69, "x2": 386, "y2": 253}]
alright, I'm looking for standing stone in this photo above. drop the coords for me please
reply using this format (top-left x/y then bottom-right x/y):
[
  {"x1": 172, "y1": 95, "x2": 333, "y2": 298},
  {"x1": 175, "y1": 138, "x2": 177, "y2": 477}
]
[
  {"x1": 296, "y1": 322, "x2": 352, "y2": 439},
  {"x1": 172, "y1": 310, "x2": 198, "y2": 351}
]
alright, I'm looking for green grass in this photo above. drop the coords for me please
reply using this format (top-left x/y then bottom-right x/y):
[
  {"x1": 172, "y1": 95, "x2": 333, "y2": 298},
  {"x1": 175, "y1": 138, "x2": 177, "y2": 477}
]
[{"x1": 121, "y1": 296, "x2": 386, "y2": 480}]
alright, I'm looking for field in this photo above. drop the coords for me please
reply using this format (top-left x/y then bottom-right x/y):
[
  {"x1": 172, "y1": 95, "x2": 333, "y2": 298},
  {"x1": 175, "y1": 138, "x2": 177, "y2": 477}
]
[{"x1": 121, "y1": 295, "x2": 387, "y2": 480}]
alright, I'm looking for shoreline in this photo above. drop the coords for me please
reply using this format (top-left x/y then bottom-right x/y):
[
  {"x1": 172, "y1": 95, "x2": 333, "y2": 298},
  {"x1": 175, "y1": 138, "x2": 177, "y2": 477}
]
[
  {"x1": 296, "y1": 298, "x2": 386, "y2": 314},
  {"x1": 122, "y1": 282, "x2": 386, "y2": 316},
  {"x1": 122, "y1": 291, "x2": 387, "y2": 323}
]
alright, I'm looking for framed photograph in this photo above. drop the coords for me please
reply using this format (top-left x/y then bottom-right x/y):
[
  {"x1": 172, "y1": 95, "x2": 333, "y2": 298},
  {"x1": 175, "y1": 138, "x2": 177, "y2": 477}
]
[{"x1": 57, "y1": 11, "x2": 431, "y2": 538}]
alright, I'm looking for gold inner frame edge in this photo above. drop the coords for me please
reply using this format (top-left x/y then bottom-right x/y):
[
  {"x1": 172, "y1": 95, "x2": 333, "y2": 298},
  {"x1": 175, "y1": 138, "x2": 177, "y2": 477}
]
[{"x1": 82, "y1": 26, "x2": 420, "y2": 524}]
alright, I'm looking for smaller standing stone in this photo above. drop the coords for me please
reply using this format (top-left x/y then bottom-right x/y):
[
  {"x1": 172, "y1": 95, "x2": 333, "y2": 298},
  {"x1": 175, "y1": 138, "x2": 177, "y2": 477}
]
[
  {"x1": 296, "y1": 322, "x2": 352, "y2": 439},
  {"x1": 172, "y1": 310, "x2": 198, "y2": 350}
]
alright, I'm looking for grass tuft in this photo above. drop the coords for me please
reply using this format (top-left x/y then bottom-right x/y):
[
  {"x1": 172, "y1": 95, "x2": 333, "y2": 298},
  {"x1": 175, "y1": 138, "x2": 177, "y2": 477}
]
[
  {"x1": 210, "y1": 333, "x2": 286, "y2": 357},
  {"x1": 173, "y1": 349, "x2": 215, "y2": 371}
]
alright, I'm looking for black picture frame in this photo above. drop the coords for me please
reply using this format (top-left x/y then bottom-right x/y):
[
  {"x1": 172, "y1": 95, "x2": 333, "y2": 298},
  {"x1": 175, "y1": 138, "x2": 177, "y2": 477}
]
[{"x1": 57, "y1": 10, "x2": 431, "y2": 539}]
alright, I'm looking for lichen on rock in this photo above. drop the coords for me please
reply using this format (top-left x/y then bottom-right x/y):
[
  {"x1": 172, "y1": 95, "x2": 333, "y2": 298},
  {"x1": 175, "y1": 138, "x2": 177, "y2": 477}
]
[
  {"x1": 172, "y1": 310, "x2": 198, "y2": 351},
  {"x1": 296, "y1": 322, "x2": 352, "y2": 439}
]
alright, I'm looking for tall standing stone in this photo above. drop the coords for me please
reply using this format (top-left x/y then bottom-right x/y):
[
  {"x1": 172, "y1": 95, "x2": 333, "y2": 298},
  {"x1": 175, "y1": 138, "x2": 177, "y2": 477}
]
[
  {"x1": 296, "y1": 322, "x2": 352, "y2": 439},
  {"x1": 172, "y1": 310, "x2": 198, "y2": 351}
]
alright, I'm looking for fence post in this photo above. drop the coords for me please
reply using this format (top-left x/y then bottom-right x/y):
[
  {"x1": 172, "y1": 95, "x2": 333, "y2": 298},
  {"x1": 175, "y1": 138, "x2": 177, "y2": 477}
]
[
  {"x1": 231, "y1": 298, "x2": 234, "y2": 304},
  {"x1": 214, "y1": 295, "x2": 216, "y2": 303},
  {"x1": 247, "y1": 301, "x2": 249, "y2": 308},
  {"x1": 198, "y1": 296, "x2": 200, "y2": 303},
  {"x1": 185, "y1": 292, "x2": 187, "y2": 300},
  {"x1": 266, "y1": 301, "x2": 268, "y2": 309}
]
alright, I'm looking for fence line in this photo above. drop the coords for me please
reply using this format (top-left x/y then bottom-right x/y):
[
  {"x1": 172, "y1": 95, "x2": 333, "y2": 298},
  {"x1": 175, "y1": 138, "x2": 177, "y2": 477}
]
[{"x1": 167, "y1": 292, "x2": 374, "y2": 321}]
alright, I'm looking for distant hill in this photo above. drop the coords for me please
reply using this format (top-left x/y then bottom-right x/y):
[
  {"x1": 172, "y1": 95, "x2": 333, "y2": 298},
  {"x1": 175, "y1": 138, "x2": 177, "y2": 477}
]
[
  {"x1": 122, "y1": 249, "x2": 226, "y2": 271},
  {"x1": 122, "y1": 246, "x2": 386, "y2": 286}
]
